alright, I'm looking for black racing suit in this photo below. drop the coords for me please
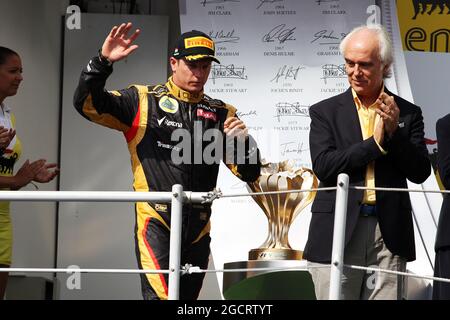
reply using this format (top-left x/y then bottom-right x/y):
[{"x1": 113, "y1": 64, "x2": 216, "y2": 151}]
[{"x1": 73, "y1": 56, "x2": 261, "y2": 300}]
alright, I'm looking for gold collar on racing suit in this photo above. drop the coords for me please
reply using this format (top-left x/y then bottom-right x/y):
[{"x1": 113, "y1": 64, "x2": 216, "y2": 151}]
[{"x1": 166, "y1": 77, "x2": 203, "y2": 103}]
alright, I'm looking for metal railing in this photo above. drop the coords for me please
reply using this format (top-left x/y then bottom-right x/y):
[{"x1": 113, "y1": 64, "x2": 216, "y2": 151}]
[
  {"x1": 328, "y1": 173, "x2": 450, "y2": 300},
  {"x1": 0, "y1": 186, "x2": 211, "y2": 300},
  {"x1": 0, "y1": 174, "x2": 448, "y2": 300}
]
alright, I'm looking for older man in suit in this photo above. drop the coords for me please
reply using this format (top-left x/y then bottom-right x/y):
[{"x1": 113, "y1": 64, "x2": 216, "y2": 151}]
[
  {"x1": 304, "y1": 24, "x2": 431, "y2": 300},
  {"x1": 433, "y1": 113, "x2": 450, "y2": 299}
]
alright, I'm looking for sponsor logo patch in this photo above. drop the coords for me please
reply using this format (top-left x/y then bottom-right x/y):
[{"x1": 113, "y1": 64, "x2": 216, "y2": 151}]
[
  {"x1": 159, "y1": 96, "x2": 179, "y2": 114},
  {"x1": 157, "y1": 140, "x2": 181, "y2": 152},
  {"x1": 165, "y1": 119, "x2": 183, "y2": 128},
  {"x1": 197, "y1": 108, "x2": 217, "y2": 122},
  {"x1": 157, "y1": 116, "x2": 183, "y2": 128},
  {"x1": 157, "y1": 116, "x2": 166, "y2": 126},
  {"x1": 154, "y1": 203, "x2": 168, "y2": 212},
  {"x1": 197, "y1": 104, "x2": 217, "y2": 113},
  {"x1": 185, "y1": 36, "x2": 214, "y2": 50}
]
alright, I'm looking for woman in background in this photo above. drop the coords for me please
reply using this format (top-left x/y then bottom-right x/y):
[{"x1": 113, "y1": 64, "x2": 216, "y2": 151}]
[{"x1": 0, "y1": 46, "x2": 59, "y2": 299}]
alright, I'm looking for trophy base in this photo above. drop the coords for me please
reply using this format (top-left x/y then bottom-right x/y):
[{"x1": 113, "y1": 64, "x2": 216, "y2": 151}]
[
  {"x1": 222, "y1": 260, "x2": 316, "y2": 299},
  {"x1": 249, "y1": 248, "x2": 303, "y2": 260}
]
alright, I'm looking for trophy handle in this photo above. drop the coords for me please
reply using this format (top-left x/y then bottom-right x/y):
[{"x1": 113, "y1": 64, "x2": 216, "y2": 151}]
[
  {"x1": 275, "y1": 174, "x2": 304, "y2": 249},
  {"x1": 246, "y1": 180, "x2": 271, "y2": 218},
  {"x1": 266, "y1": 174, "x2": 283, "y2": 248},
  {"x1": 248, "y1": 175, "x2": 273, "y2": 248},
  {"x1": 275, "y1": 176, "x2": 290, "y2": 248},
  {"x1": 292, "y1": 168, "x2": 318, "y2": 220}
]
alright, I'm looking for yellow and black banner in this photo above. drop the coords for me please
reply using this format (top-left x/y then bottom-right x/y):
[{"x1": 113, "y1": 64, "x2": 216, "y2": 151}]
[{"x1": 397, "y1": 0, "x2": 450, "y2": 53}]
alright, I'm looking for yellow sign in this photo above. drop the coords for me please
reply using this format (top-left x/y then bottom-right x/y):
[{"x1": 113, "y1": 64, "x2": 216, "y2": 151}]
[
  {"x1": 184, "y1": 36, "x2": 214, "y2": 50},
  {"x1": 397, "y1": 0, "x2": 450, "y2": 53}
]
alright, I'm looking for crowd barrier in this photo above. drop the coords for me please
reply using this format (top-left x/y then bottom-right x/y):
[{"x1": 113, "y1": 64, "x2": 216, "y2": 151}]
[{"x1": 0, "y1": 173, "x2": 448, "y2": 300}]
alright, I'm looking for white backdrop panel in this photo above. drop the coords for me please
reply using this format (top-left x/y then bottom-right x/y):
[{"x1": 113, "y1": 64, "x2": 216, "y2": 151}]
[{"x1": 180, "y1": 0, "x2": 374, "y2": 295}]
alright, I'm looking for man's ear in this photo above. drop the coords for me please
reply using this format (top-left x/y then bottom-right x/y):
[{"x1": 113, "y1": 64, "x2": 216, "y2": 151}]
[
  {"x1": 382, "y1": 64, "x2": 391, "y2": 77},
  {"x1": 169, "y1": 57, "x2": 178, "y2": 72}
]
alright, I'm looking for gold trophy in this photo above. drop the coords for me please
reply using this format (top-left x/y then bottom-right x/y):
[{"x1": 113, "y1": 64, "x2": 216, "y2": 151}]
[{"x1": 247, "y1": 160, "x2": 317, "y2": 260}]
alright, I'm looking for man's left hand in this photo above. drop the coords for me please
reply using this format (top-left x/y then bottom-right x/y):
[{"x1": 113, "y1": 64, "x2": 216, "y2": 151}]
[
  {"x1": 224, "y1": 117, "x2": 248, "y2": 141},
  {"x1": 376, "y1": 92, "x2": 399, "y2": 136}
]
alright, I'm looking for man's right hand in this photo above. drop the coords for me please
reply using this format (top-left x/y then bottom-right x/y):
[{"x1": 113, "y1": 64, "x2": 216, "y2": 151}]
[
  {"x1": 101, "y1": 22, "x2": 141, "y2": 63},
  {"x1": 373, "y1": 116, "x2": 385, "y2": 147}
]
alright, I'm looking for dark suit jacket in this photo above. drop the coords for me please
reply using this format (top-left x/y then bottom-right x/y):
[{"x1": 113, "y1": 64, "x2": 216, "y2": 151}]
[
  {"x1": 435, "y1": 114, "x2": 450, "y2": 251},
  {"x1": 303, "y1": 87, "x2": 431, "y2": 263}
]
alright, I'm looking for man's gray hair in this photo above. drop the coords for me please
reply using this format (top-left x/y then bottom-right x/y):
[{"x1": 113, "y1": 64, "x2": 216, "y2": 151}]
[{"x1": 339, "y1": 24, "x2": 393, "y2": 78}]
